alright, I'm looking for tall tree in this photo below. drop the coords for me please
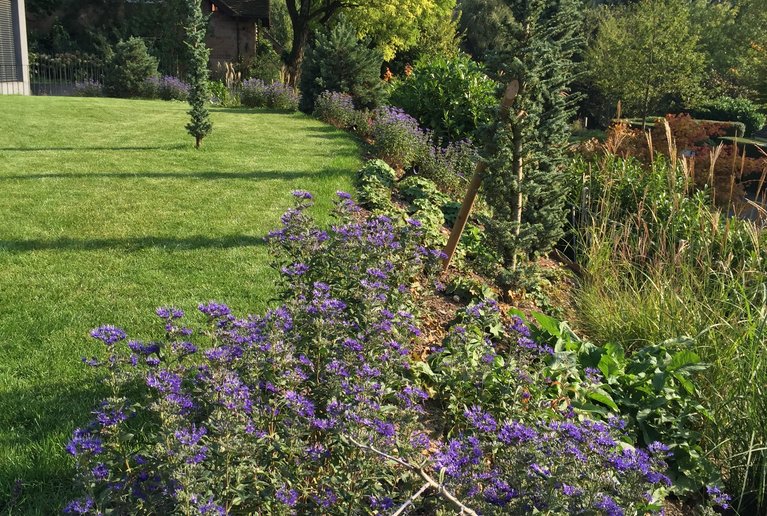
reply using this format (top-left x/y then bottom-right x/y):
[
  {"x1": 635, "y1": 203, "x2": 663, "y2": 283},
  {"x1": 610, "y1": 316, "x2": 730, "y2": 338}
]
[
  {"x1": 480, "y1": 0, "x2": 583, "y2": 277},
  {"x1": 586, "y1": 0, "x2": 704, "y2": 121},
  {"x1": 183, "y1": 0, "x2": 212, "y2": 148},
  {"x1": 282, "y1": 0, "x2": 455, "y2": 85}
]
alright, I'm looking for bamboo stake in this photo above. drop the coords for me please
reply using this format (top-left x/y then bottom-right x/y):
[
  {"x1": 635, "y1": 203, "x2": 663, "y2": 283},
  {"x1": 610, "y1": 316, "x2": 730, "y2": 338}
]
[{"x1": 442, "y1": 80, "x2": 520, "y2": 271}]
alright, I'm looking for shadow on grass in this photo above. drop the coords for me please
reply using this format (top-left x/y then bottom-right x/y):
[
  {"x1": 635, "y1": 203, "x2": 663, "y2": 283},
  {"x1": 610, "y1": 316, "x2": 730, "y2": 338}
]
[
  {"x1": 0, "y1": 234, "x2": 267, "y2": 253},
  {"x1": 207, "y1": 107, "x2": 306, "y2": 115},
  {"x1": 0, "y1": 143, "x2": 188, "y2": 152},
  {"x1": 0, "y1": 380, "x2": 106, "y2": 512},
  {"x1": 303, "y1": 125, "x2": 355, "y2": 141},
  {"x1": 0, "y1": 167, "x2": 355, "y2": 182}
]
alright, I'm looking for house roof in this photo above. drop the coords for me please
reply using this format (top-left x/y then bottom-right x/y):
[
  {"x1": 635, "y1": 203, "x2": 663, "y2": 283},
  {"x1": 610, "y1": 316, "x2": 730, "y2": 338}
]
[{"x1": 213, "y1": 0, "x2": 269, "y2": 21}]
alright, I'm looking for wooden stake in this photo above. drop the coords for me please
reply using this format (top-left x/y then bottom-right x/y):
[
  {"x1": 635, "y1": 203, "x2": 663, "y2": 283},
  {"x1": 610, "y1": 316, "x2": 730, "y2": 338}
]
[{"x1": 442, "y1": 80, "x2": 520, "y2": 271}]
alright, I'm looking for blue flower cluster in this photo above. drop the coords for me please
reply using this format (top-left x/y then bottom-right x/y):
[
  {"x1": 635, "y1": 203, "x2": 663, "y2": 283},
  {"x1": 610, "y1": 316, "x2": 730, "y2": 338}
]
[{"x1": 65, "y1": 192, "x2": 730, "y2": 515}]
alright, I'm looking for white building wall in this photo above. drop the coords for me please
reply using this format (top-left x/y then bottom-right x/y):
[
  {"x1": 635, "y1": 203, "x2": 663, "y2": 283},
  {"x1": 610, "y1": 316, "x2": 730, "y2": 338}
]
[{"x1": 0, "y1": 0, "x2": 30, "y2": 95}]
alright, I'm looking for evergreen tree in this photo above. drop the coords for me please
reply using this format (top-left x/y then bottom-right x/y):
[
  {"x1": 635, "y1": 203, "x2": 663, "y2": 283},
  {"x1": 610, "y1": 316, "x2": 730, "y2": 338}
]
[
  {"x1": 299, "y1": 21, "x2": 385, "y2": 113},
  {"x1": 183, "y1": 0, "x2": 212, "y2": 148},
  {"x1": 480, "y1": 0, "x2": 583, "y2": 276}
]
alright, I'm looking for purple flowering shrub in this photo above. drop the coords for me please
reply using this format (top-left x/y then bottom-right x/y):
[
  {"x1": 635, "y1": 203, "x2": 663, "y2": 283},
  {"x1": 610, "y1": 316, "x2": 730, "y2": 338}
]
[
  {"x1": 72, "y1": 80, "x2": 103, "y2": 97},
  {"x1": 424, "y1": 301, "x2": 674, "y2": 513},
  {"x1": 65, "y1": 192, "x2": 728, "y2": 514},
  {"x1": 240, "y1": 79, "x2": 300, "y2": 111},
  {"x1": 313, "y1": 91, "x2": 372, "y2": 138},
  {"x1": 142, "y1": 76, "x2": 190, "y2": 101},
  {"x1": 65, "y1": 192, "x2": 445, "y2": 514},
  {"x1": 371, "y1": 107, "x2": 430, "y2": 170}
]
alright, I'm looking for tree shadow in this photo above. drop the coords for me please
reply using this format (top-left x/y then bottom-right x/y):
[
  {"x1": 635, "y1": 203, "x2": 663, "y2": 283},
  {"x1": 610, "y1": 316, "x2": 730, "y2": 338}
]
[
  {"x1": 0, "y1": 168, "x2": 352, "y2": 182},
  {"x1": 0, "y1": 144, "x2": 188, "y2": 152},
  {"x1": 0, "y1": 380, "x2": 106, "y2": 511},
  {"x1": 0, "y1": 234, "x2": 268, "y2": 253}
]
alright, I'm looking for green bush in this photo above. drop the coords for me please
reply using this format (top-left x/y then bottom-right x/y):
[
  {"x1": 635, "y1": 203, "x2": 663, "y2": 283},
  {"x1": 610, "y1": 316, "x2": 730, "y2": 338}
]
[
  {"x1": 247, "y1": 39, "x2": 284, "y2": 83},
  {"x1": 389, "y1": 53, "x2": 498, "y2": 142},
  {"x1": 299, "y1": 21, "x2": 386, "y2": 113},
  {"x1": 103, "y1": 37, "x2": 158, "y2": 98},
  {"x1": 690, "y1": 96, "x2": 766, "y2": 135},
  {"x1": 355, "y1": 159, "x2": 397, "y2": 211}
]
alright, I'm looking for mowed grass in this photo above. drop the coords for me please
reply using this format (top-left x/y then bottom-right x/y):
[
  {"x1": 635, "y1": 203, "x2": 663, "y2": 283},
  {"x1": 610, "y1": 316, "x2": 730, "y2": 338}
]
[{"x1": 0, "y1": 96, "x2": 359, "y2": 512}]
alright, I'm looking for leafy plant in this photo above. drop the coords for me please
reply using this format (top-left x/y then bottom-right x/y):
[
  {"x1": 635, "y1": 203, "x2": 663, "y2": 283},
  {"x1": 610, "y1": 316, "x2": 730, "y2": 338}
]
[
  {"x1": 690, "y1": 96, "x2": 766, "y2": 136},
  {"x1": 519, "y1": 310, "x2": 718, "y2": 493},
  {"x1": 389, "y1": 53, "x2": 498, "y2": 142}
]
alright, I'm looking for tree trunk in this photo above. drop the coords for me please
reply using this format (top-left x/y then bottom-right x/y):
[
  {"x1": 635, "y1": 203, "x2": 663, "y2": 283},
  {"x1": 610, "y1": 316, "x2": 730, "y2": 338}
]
[
  {"x1": 195, "y1": 135, "x2": 202, "y2": 148},
  {"x1": 285, "y1": 23, "x2": 309, "y2": 87}
]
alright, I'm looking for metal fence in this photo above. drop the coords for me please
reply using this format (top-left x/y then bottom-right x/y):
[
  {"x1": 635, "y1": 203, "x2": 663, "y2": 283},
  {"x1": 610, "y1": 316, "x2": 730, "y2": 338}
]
[
  {"x1": 0, "y1": 54, "x2": 105, "y2": 96},
  {"x1": 29, "y1": 54, "x2": 104, "y2": 96}
]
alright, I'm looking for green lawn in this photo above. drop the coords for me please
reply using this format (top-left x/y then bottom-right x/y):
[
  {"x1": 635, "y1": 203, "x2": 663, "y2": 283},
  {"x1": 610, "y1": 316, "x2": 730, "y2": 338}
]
[{"x1": 0, "y1": 96, "x2": 359, "y2": 512}]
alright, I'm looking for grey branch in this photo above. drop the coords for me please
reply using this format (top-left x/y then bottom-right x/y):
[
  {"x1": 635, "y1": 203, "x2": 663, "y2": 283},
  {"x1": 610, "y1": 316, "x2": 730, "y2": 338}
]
[{"x1": 344, "y1": 434, "x2": 479, "y2": 516}]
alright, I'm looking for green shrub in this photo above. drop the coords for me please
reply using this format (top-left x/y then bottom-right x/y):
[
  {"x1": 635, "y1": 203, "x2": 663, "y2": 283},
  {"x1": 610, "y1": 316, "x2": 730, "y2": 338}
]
[
  {"x1": 299, "y1": 21, "x2": 386, "y2": 113},
  {"x1": 247, "y1": 38, "x2": 284, "y2": 83},
  {"x1": 389, "y1": 53, "x2": 498, "y2": 142},
  {"x1": 355, "y1": 159, "x2": 397, "y2": 211},
  {"x1": 209, "y1": 80, "x2": 239, "y2": 107},
  {"x1": 103, "y1": 37, "x2": 158, "y2": 98},
  {"x1": 690, "y1": 96, "x2": 766, "y2": 136}
]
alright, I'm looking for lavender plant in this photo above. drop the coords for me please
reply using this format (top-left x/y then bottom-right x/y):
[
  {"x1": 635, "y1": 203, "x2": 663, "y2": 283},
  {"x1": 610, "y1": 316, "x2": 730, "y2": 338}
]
[
  {"x1": 144, "y1": 76, "x2": 191, "y2": 101},
  {"x1": 313, "y1": 91, "x2": 372, "y2": 138},
  {"x1": 416, "y1": 137, "x2": 477, "y2": 197},
  {"x1": 371, "y1": 107, "x2": 430, "y2": 170},
  {"x1": 240, "y1": 79, "x2": 299, "y2": 111},
  {"x1": 72, "y1": 80, "x2": 103, "y2": 97}
]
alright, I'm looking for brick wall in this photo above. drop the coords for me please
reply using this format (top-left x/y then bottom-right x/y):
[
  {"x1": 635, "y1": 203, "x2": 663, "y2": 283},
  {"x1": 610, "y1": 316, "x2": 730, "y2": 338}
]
[{"x1": 202, "y1": 2, "x2": 257, "y2": 72}]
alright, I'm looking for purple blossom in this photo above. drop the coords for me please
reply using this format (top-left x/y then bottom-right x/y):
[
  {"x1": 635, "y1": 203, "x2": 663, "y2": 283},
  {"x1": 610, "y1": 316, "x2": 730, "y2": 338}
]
[
  {"x1": 155, "y1": 306, "x2": 184, "y2": 319},
  {"x1": 291, "y1": 190, "x2": 313, "y2": 200},
  {"x1": 198, "y1": 496, "x2": 227, "y2": 515},
  {"x1": 594, "y1": 494, "x2": 624, "y2": 516},
  {"x1": 498, "y1": 421, "x2": 537, "y2": 444},
  {"x1": 464, "y1": 405, "x2": 497, "y2": 432},
  {"x1": 63, "y1": 497, "x2": 95, "y2": 514},
  {"x1": 706, "y1": 486, "x2": 731, "y2": 509},
  {"x1": 276, "y1": 486, "x2": 299, "y2": 507},
  {"x1": 90, "y1": 325, "x2": 126, "y2": 345},
  {"x1": 91, "y1": 463, "x2": 109, "y2": 480},
  {"x1": 198, "y1": 302, "x2": 231, "y2": 319},
  {"x1": 66, "y1": 428, "x2": 103, "y2": 457},
  {"x1": 284, "y1": 390, "x2": 315, "y2": 418},
  {"x1": 584, "y1": 367, "x2": 603, "y2": 384}
]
